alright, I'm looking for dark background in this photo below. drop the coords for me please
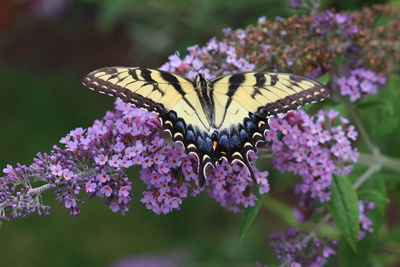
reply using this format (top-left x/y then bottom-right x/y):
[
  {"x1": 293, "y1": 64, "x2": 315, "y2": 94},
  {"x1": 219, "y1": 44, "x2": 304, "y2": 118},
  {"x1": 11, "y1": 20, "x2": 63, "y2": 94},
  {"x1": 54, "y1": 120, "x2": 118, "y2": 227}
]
[{"x1": 0, "y1": 0, "x2": 388, "y2": 266}]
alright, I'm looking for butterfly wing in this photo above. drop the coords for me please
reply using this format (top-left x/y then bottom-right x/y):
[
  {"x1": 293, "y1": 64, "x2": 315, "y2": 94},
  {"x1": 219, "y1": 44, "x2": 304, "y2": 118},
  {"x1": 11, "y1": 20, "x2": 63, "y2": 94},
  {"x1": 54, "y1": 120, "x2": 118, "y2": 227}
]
[
  {"x1": 82, "y1": 68, "x2": 330, "y2": 187},
  {"x1": 82, "y1": 67, "x2": 197, "y2": 114},
  {"x1": 210, "y1": 72, "x2": 329, "y2": 179},
  {"x1": 82, "y1": 67, "x2": 215, "y2": 185}
]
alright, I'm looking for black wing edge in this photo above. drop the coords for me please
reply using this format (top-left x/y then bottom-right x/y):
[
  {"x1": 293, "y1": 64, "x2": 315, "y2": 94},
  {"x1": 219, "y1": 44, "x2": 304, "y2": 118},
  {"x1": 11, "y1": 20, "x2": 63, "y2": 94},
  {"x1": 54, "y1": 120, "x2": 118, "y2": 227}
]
[
  {"x1": 255, "y1": 74, "x2": 331, "y2": 118},
  {"x1": 81, "y1": 67, "x2": 166, "y2": 115}
]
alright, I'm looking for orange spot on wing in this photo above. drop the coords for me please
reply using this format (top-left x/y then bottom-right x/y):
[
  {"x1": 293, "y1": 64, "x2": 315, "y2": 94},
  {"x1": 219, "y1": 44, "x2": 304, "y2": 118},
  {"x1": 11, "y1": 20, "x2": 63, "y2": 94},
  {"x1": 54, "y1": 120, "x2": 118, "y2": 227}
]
[{"x1": 213, "y1": 141, "x2": 218, "y2": 150}]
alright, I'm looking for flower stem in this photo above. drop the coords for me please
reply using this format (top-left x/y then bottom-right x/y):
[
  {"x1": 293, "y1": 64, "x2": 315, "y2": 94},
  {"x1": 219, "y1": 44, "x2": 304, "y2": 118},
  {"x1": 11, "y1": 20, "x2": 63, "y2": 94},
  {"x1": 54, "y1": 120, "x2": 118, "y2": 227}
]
[
  {"x1": 0, "y1": 184, "x2": 55, "y2": 210},
  {"x1": 27, "y1": 183, "x2": 55, "y2": 195},
  {"x1": 353, "y1": 163, "x2": 381, "y2": 189},
  {"x1": 358, "y1": 153, "x2": 400, "y2": 173},
  {"x1": 257, "y1": 153, "x2": 273, "y2": 159},
  {"x1": 342, "y1": 97, "x2": 380, "y2": 155}
]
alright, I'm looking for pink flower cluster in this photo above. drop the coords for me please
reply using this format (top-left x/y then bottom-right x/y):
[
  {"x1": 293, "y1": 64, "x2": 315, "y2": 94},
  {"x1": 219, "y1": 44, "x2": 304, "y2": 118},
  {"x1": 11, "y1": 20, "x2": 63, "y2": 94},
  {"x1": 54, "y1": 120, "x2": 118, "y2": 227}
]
[
  {"x1": 265, "y1": 109, "x2": 359, "y2": 203},
  {"x1": 159, "y1": 37, "x2": 256, "y2": 80},
  {"x1": 337, "y1": 68, "x2": 387, "y2": 102},
  {"x1": 269, "y1": 228, "x2": 337, "y2": 266},
  {"x1": 0, "y1": 98, "x2": 271, "y2": 220},
  {"x1": 358, "y1": 200, "x2": 375, "y2": 240}
]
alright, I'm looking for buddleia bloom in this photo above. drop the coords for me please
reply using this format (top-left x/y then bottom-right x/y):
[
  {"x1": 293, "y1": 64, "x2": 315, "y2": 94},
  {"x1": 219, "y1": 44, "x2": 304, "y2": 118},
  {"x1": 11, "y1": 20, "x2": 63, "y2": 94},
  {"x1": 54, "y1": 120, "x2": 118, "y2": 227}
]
[
  {"x1": 0, "y1": 98, "x2": 270, "y2": 221},
  {"x1": 265, "y1": 109, "x2": 359, "y2": 204},
  {"x1": 269, "y1": 228, "x2": 337, "y2": 266},
  {"x1": 337, "y1": 68, "x2": 387, "y2": 102}
]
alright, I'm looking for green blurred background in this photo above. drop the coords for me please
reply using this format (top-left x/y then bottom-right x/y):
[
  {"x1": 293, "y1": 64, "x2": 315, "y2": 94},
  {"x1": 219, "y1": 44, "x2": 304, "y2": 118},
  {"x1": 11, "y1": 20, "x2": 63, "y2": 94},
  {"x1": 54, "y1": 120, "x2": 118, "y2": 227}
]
[{"x1": 0, "y1": 0, "x2": 389, "y2": 266}]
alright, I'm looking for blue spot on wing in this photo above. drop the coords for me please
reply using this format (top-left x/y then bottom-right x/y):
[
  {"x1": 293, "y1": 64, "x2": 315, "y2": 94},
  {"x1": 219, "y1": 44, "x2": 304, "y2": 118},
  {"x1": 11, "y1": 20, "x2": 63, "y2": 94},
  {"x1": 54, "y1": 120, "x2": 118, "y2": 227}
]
[
  {"x1": 230, "y1": 134, "x2": 241, "y2": 150},
  {"x1": 185, "y1": 129, "x2": 196, "y2": 144},
  {"x1": 196, "y1": 135, "x2": 213, "y2": 154},
  {"x1": 174, "y1": 120, "x2": 186, "y2": 134},
  {"x1": 218, "y1": 134, "x2": 230, "y2": 152}
]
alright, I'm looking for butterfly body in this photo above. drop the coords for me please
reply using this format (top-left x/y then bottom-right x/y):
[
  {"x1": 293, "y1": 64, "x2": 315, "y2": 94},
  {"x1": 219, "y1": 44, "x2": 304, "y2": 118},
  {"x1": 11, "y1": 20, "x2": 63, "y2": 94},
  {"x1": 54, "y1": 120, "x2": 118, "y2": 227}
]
[{"x1": 82, "y1": 67, "x2": 329, "y2": 186}]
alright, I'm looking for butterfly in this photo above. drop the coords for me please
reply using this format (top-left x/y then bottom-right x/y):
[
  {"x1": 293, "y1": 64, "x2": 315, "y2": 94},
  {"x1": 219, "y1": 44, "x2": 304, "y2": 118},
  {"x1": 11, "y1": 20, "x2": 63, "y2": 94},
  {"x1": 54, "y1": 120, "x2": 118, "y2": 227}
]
[{"x1": 82, "y1": 67, "x2": 329, "y2": 187}]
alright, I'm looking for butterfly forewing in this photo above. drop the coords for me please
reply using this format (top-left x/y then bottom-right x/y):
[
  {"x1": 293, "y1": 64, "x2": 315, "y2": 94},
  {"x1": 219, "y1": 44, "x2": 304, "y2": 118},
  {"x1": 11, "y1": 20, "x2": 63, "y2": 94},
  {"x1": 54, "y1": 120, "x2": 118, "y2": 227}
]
[
  {"x1": 82, "y1": 67, "x2": 194, "y2": 113},
  {"x1": 211, "y1": 72, "x2": 329, "y2": 118}
]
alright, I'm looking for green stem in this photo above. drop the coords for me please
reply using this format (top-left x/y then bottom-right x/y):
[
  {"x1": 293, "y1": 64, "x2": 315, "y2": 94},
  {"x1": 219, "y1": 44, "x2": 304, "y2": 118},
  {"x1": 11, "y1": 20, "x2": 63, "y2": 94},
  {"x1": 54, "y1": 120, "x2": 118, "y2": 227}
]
[
  {"x1": 258, "y1": 153, "x2": 273, "y2": 159},
  {"x1": 27, "y1": 184, "x2": 55, "y2": 195},
  {"x1": 342, "y1": 96, "x2": 380, "y2": 156},
  {"x1": 353, "y1": 163, "x2": 381, "y2": 189},
  {"x1": 358, "y1": 153, "x2": 400, "y2": 173}
]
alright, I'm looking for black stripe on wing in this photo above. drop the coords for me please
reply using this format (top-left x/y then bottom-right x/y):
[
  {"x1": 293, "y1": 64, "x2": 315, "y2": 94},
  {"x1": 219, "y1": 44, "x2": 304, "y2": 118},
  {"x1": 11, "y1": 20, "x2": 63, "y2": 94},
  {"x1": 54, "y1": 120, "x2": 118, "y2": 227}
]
[
  {"x1": 255, "y1": 74, "x2": 330, "y2": 118},
  {"x1": 82, "y1": 67, "x2": 167, "y2": 115}
]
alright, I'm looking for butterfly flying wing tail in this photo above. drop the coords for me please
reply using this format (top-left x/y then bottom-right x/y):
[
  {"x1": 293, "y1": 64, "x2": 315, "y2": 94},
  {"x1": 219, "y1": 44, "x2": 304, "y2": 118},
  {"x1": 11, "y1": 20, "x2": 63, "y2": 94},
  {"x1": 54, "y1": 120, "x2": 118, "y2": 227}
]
[
  {"x1": 243, "y1": 157, "x2": 258, "y2": 184},
  {"x1": 198, "y1": 160, "x2": 214, "y2": 188},
  {"x1": 198, "y1": 163, "x2": 206, "y2": 188}
]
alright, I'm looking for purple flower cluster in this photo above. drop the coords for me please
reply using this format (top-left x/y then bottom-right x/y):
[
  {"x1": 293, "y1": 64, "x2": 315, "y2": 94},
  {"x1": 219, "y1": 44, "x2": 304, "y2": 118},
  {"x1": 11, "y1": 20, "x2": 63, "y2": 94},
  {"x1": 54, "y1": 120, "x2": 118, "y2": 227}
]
[
  {"x1": 111, "y1": 252, "x2": 185, "y2": 267},
  {"x1": 206, "y1": 158, "x2": 269, "y2": 212},
  {"x1": 159, "y1": 34, "x2": 257, "y2": 79},
  {"x1": 311, "y1": 11, "x2": 335, "y2": 35},
  {"x1": 334, "y1": 13, "x2": 358, "y2": 36},
  {"x1": 337, "y1": 68, "x2": 387, "y2": 102},
  {"x1": 358, "y1": 200, "x2": 375, "y2": 240},
  {"x1": 311, "y1": 10, "x2": 358, "y2": 37},
  {"x1": 265, "y1": 109, "x2": 359, "y2": 203},
  {"x1": 1, "y1": 164, "x2": 52, "y2": 221},
  {"x1": 269, "y1": 228, "x2": 337, "y2": 266},
  {"x1": 2, "y1": 99, "x2": 164, "y2": 219},
  {"x1": 1, "y1": 97, "x2": 271, "y2": 221},
  {"x1": 141, "y1": 151, "x2": 270, "y2": 214}
]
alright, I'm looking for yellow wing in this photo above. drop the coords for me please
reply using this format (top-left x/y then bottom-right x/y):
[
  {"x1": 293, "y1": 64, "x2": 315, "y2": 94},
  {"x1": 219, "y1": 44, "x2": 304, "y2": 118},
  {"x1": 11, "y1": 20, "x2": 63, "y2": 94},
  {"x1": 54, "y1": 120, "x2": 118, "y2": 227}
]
[
  {"x1": 211, "y1": 72, "x2": 329, "y2": 131},
  {"x1": 82, "y1": 67, "x2": 212, "y2": 132},
  {"x1": 82, "y1": 67, "x2": 190, "y2": 113},
  {"x1": 208, "y1": 72, "x2": 329, "y2": 179}
]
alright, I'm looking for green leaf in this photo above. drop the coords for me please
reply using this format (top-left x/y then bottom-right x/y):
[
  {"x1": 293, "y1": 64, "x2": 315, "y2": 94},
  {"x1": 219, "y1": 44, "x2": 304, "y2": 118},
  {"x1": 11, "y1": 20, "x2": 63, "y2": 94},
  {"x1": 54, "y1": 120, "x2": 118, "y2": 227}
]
[
  {"x1": 239, "y1": 189, "x2": 263, "y2": 241},
  {"x1": 379, "y1": 171, "x2": 400, "y2": 184},
  {"x1": 327, "y1": 176, "x2": 359, "y2": 251},
  {"x1": 338, "y1": 174, "x2": 387, "y2": 266},
  {"x1": 317, "y1": 73, "x2": 330, "y2": 86},
  {"x1": 262, "y1": 195, "x2": 296, "y2": 226},
  {"x1": 357, "y1": 99, "x2": 394, "y2": 116},
  {"x1": 358, "y1": 189, "x2": 388, "y2": 204}
]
